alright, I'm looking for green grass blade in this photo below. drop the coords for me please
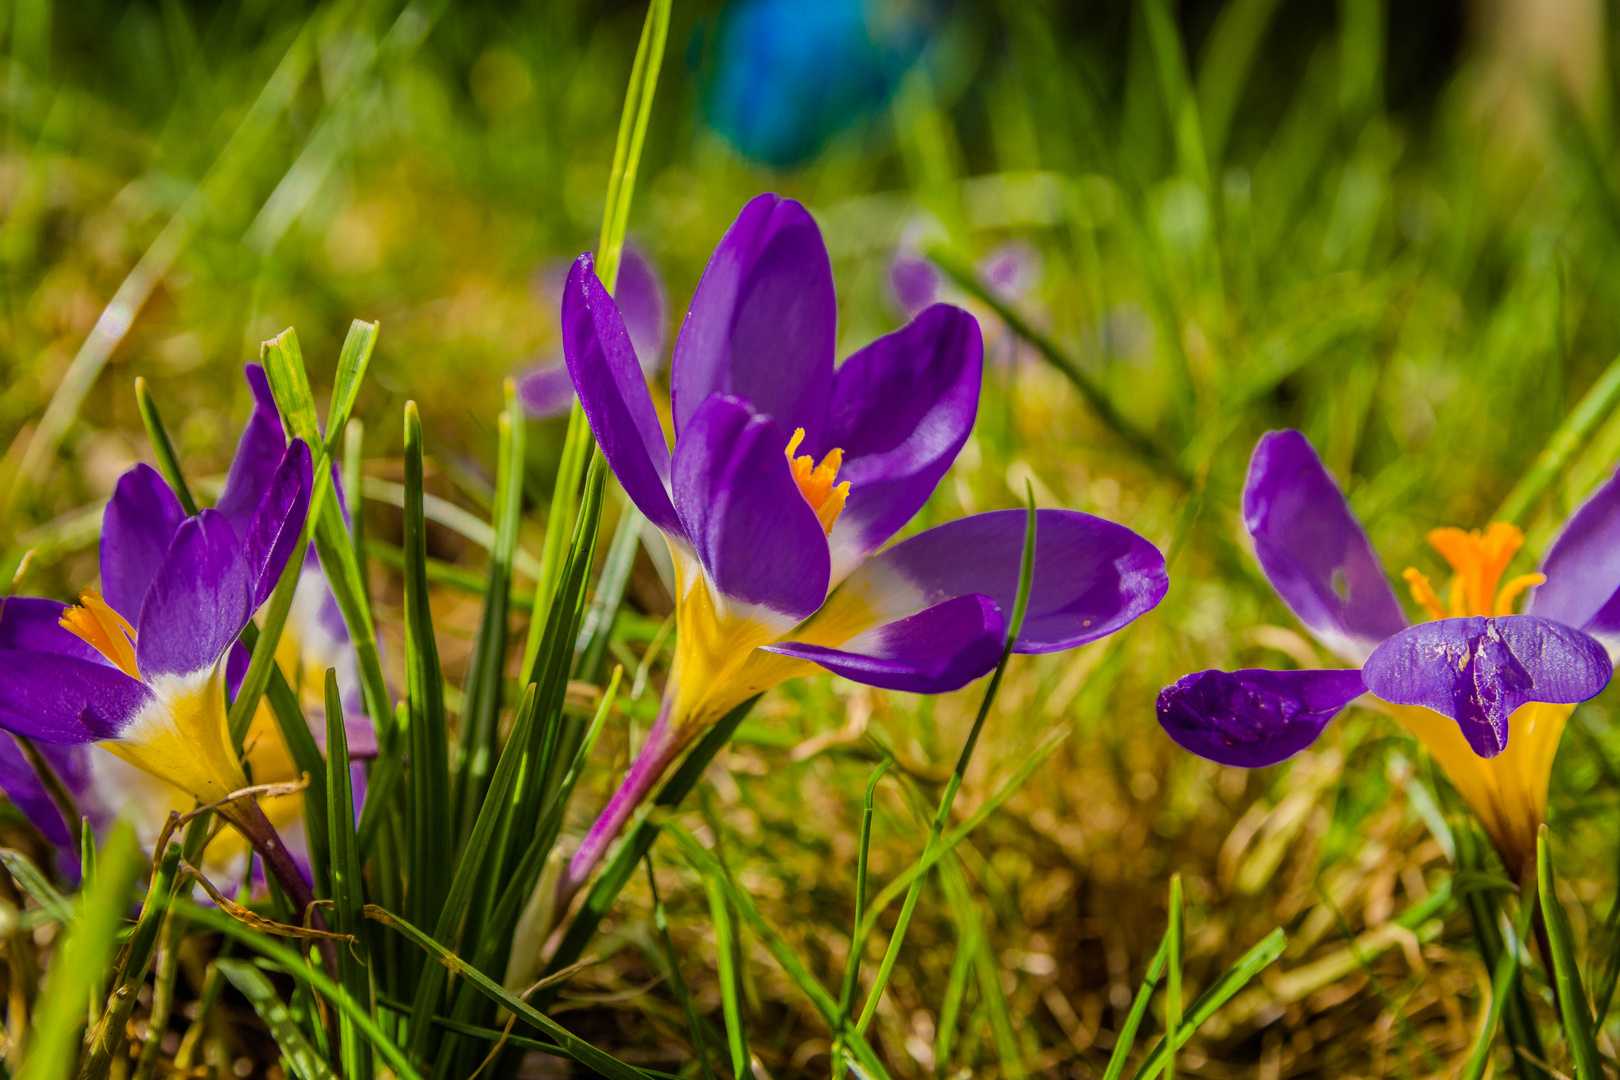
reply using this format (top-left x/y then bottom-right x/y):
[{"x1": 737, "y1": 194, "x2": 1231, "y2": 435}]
[
  {"x1": 1165, "y1": 874, "x2": 1183, "y2": 1080},
  {"x1": 702, "y1": 876, "x2": 752, "y2": 1080},
  {"x1": 216, "y1": 960, "x2": 337, "y2": 1080},
  {"x1": 576, "y1": 497, "x2": 644, "y2": 682},
  {"x1": 0, "y1": 847, "x2": 72, "y2": 923},
  {"x1": 836, "y1": 759, "x2": 892, "y2": 1026},
  {"x1": 133, "y1": 376, "x2": 199, "y2": 516},
  {"x1": 261, "y1": 650, "x2": 331, "y2": 898},
  {"x1": 324, "y1": 320, "x2": 378, "y2": 460},
  {"x1": 938, "y1": 855, "x2": 1022, "y2": 1079},
  {"x1": 261, "y1": 327, "x2": 321, "y2": 447},
  {"x1": 1129, "y1": 929, "x2": 1287, "y2": 1080},
  {"x1": 402, "y1": 400, "x2": 452, "y2": 942},
  {"x1": 325, "y1": 670, "x2": 372, "y2": 1080},
  {"x1": 1460, "y1": 891, "x2": 1538, "y2": 1080},
  {"x1": 1537, "y1": 826, "x2": 1602, "y2": 1078},
  {"x1": 24, "y1": 821, "x2": 141, "y2": 1080},
  {"x1": 1104, "y1": 934, "x2": 1171, "y2": 1080},
  {"x1": 645, "y1": 857, "x2": 715, "y2": 1080},
  {"x1": 1497, "y1": 349, "x2": 1620, "y2": 524}
]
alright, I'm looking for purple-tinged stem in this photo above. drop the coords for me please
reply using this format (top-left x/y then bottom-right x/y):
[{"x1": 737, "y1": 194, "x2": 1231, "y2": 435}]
[
  {"x1": 556, "y1": 702, "x2": 685, "y2": 914},
  {"x1": 220, "y1": 798, "x2": 338, "y2": 977}
]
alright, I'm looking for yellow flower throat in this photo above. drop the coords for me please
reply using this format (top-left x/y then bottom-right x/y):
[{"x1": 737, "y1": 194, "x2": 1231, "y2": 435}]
[
  {"x1": 785, "y1": 428, "x2": 849, "y2": 534},
  {"x1": 1401, "y1": 522, "x2": 1544, "y2": 621}
]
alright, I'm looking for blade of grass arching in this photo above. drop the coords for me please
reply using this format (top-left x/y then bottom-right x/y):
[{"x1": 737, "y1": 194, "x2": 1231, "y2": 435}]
[
  {"x1": 24, "y1": 821, "x2": 140, "y2": 1080},
  {"x1": 166, "y1": 899, "x2": 421, "y2": 1080},
  {"x1": 1497, "y1": 349, "x2": 1620, "y2": 525},
  {"x1": 326, "y1": 671, "x2": 373, "y2": 1080},
  {"x1": 938, "y1": 853, "x2": 1022, "y2": 1079},
  {"x1": 134, "y1": 377, "x2": 199, "y2": 515},
  {"x1": 855, "y1": 497, "x2": 1038, "y2": 1038},
  {"x1": 343, "y1": 420, "x2": 366, "y2": 576},
  {"x1": 363, "y1": 906, "x2": 653, "y2": 1080},
  {"x1": 0, "y1": 845, "x2": 72, "y2": 924},
  {"x1": 454, "y1": 394, "x2": 525, "y2": 846},
  {"x1": 1460, "y1": 888, "x2": 1539, "y2": 1080},
  {"x1": 5, "y1": 14, "x2": 315, "y2": 511},
  {"x1": 1129, "y1": 929, "x2": 1287, "y2": 1080},
  {"x1": 577, "y1": 495, "x2": 645, "y2": 682},
  {"x1": 1104, "y1": 934, "x2": 1171, "y2": 1080},
  {"x1": 79, "y1": 840, "x2": 182, "y2": 1080},
  {"x1": 324, "y1": 320, "x2": 378, "y2": 461},
  {"x1": 702, "y1": 876, "x2": 753, "y2": 1080},
  {"x1": 402, "y1": 401, "x2": 452, "y2": 939},
  {"x1": 216, "y1": 960, "x2": 337, "y2": 1080},
  {"x1": 832, "y1": 758, "x2": 892, "y2": 1080},
  {"x1": 364, "y1": 540, "x2": 536, "y2": 607},
  {"x1": 665, "y1": 825, "x2": 894, "y2": 1080},
  {"x1": 646, "y1": 856, "x2": 715, "y2": 1080},
  {"x1": 1164, "y1": 875, "x2": 1183, "y2": 1080},
  {"x1": 1537, "y1": 827, "x2": 1602, "y2": 1077},
  {"x1": 542, "y1": 695, "x2": 759, "y2": 982},
  {"x1": 360, "y1": 478, "x2": 542, "y2": 579},
  {"x1": 1194, "y1": 0, "x2": 1286, "y2": 166}
]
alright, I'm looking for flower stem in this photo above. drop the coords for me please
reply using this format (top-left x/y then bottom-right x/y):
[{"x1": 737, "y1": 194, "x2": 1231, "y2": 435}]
[{"x1": 219, "y1": 798, "x2": 337, "y2": 978}]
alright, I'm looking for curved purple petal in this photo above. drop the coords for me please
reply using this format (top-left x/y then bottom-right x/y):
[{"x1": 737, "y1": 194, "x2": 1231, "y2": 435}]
[
  {"x1": 1362, "y1": 615, "x2": 1611, "y2": 758},
  {"x1": 618, "y1": 245, "x2": 668, "y2": 375},
  {"x1": 563, "y1": 253, "x2": 683, "y2": 537},
  {"x1": 0, "y1": 652, "x2": 152, "y2": 743},
  {"x1": 242, "y1": 440, "x2": 313, "y2": 608},
  {"x1": 1157, "y1": 668, "x2": 1364, "y2": 768},
  {"x1": 827, "y1": 509, "x2": 1167, "y2": 654},
  {"x1": 0, "y1": 596, "x2": 104, "y2": 664},
  {"x1": 672, "y1": 393, "x2": 830, "y2": 621},
  {"x1": 1529, "y1": 468, "x2": 1620, "y2": 647},
  {"x1": 215, "y1": 364, "x2": 288, "y2": 539},
  {"x1": 136, "y1": 510, "x2": 253, "y2": 679},
  {"x1": 890, "y1": 254, "x2": 941, "y2": 318},
  {"x1": 0, "y1": 735, "x2": 85, "y2": 848},
  {"x1": 517, "y1": 360, "x2": 576, "y2": 418},
  {"x1": 766, "y1": 593, "x2": 1005, "y2": 694},
  {"x1": 821, "y1": 305, "x2": 983, "y2": 579},
  {"x1": 1243, "y1": 430, "x2": 1407, "y2": 663},
  {"x1": 671, "y1": 194, "x2": 836, "y2": 442},
  {"x1": 101, "y1": 464, "x2": 186, "y2": 622}
]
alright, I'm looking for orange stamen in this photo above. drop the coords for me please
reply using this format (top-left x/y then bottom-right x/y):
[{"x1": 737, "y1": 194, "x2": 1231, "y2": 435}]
[
  {"x1": 1403, "y1": 522, "x2": 1537, "y2": 622},
  {"x1": 1495, "y1": 573, "x2": 1546, "y2": 617},
  {"x1": 1402, "y1": 568, "x2": 1449, "y2": 621},
  {"x1": 60, "y1": 588, "x2": 140, "y2": 679},
  {"x1": 785, "y1": 428, "x2": 850, "y2": 535}
]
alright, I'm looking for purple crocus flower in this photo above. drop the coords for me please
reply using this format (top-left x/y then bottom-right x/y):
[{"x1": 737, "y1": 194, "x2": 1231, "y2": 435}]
[
  {"x1": 558, "y1": 193, "x2": 1169, "y2": 901},
  {"x1": 1157, "y1": 429, "x2": 1619, "y2": 875},
  {"x1": 518, "y1": 246, "x2": 666, "y2": 418}
]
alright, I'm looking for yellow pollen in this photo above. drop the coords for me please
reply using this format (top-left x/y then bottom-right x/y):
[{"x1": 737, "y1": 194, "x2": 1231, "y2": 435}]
[
  {"x1": 785, "y1": 428, "x2": 850, "y2": 535},
  {"x1": 1402, "y1": 522, "x2": 1537, "y2": 621},
  {"x1": 60, "y1": 588, "x2": 140, "y2": 679}
]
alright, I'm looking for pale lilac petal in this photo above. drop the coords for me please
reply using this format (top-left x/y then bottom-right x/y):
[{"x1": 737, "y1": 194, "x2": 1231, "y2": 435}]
[
  {"x1": 1157, "y1": 668, "x2": 1364, "y2": 768},
  {"x1": 890, "y1": 255, "x2": 940, "y2": 318},
  {"x1": 1243, "y1": 430, "x2": 1407, "y2": 663},
  {"x1": 978, "y1": 240, "x2": 1040, "y2": 301},
  {"x1": 0, "y1": 597, "x2": 104, "y2": 664},
  {"x1": 820, "y1": 304, "x2": 982, "y2": 577},
  {"x1": 826, "y1": 509, "x2": 1166, "y2": 653},
  {"x1": 136, "y1": 511, "x2": 253, "y2": 679},
  {"x1": 241, "y1": 440, "x2": 313, "y2": 608},
  {"x1": 563, "y1": 253, "x2": 683, "y2": 537},
  {"x1": 671, "y1": 194, "x2": 836, "y2": 442},
  {"x1": 0, "y1": 652, "x2": 152, "y2": 743},
  {"x1": 215, "y1": 364, "x2": 288, "y2": 539},
  {"x1": 765, "y1": 593, "x2": 1005, "y2": 693},
  {"x1": 618, "y1": 245, "x2": 668, "y2": 374},
  {"x1": 672, "y1": 393, "x2": 829, "y2": 620},
  {"x1": 1529, "y1": 468, "x2": 1620, "y2": 646},
  {"x1": 101, "y1": 464, "x2": 186, "y2": 621},
  {"x1": 517, "y1": 361, "x2": 576, "y2": 419},
  {"x1": 1362, "y1": 615, "x2": 1611, "y2": 758},
  {"x1": 0, "y1": 736, "x2": 85, "y2": 847}
]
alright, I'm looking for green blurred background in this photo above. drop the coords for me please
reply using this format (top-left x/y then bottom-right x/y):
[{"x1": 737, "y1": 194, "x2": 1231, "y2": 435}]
[{"x1": 10, "y1": 0, "x2": 1620, "y2": 1074}]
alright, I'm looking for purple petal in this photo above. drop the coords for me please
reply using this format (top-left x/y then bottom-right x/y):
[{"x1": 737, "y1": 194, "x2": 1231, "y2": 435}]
[
  {"x1": 563, "y1": 253, "x2": 683, "y2": 537},
  {"x1": 1157, "y1": 668, "x2": 1364, "y2": 768},
  {"x1": 517, "y1": 360, "x2": 576, "y2": 418},
  {"x1": 1529, "y1": 468, "x2": 1620, "y2": 645},
  {"x1": 820, "y1": 305, "x2": 983, "y2": 578},
  {"x1": 101, "y1": 464, "x2": 186, "y2": 622},
  {"x1": 890, "y1": 254, "x2": 941, "y2": 318},
  {"x1": 672, "y1": 393, "x2": 830, "y2": 621},
  {"x1": 765, "y1": 593, "x2": 1006, "y2": 693},
  {"x1": 0, "y1": 596, "x2": 105, "y2": 664},
  {"x1": 0, "y1": 652, "x2": 153, "y2": 743},
  {"x1": 242, "y1": 440, "x2": 313, "y2": 608},
  {"x1": 618, "y1": 245, "x2": 668, "y2": 375},
  {"x1": 827, "y1": 509, "x2": 1167, "y2": 654},
  {"x1": 0, "y1": 736, "x2": 87, "y2": 847},
  {"x1": 671, "y1": 194, "x2": 836, "y2": 442},
  {"x1": 1362, "y1": 615, "x2": 1612, "y2": 758},
  {"x1": 225, "y1": 641, "x2": 250, "y2": 700},
  {"x1": 136, "y1": 510, "x2": 253, "y2": 679},
  {"x1": 1243, "y1": 430, "x2": 1407, "y2": 662},
  {"x1": 978, "y1": 241, "x2": 1040, "y2": 301},
  {"x1": 215, "y1": 364, "x2": 288, "y2": 539}
]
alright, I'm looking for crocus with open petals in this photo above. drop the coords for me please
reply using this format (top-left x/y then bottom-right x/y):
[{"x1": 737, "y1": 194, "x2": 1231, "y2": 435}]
[
  {"x1": 558, "y1": 193, "x2": 1168, "y2": 902},
  {"x1": 1157, "y1": 429, "x2": 1617, "y2": 875}
]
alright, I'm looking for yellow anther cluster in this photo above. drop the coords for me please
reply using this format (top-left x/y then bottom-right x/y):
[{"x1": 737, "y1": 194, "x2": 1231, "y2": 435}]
[
  {"x1": 785, "y1": 427, "x2": 850, "y2": 535},
  {"x1": 1402, "y1": 522, "x2": 1545, "y2": 621},
  {"x1": 60, "y1": 588, "x2": 141, "y2": 679}
]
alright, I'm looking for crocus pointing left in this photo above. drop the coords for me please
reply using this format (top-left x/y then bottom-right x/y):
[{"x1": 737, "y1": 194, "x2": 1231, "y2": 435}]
[{"x1": 0, "y1": 388, "x2": 314, "y2": 899}]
